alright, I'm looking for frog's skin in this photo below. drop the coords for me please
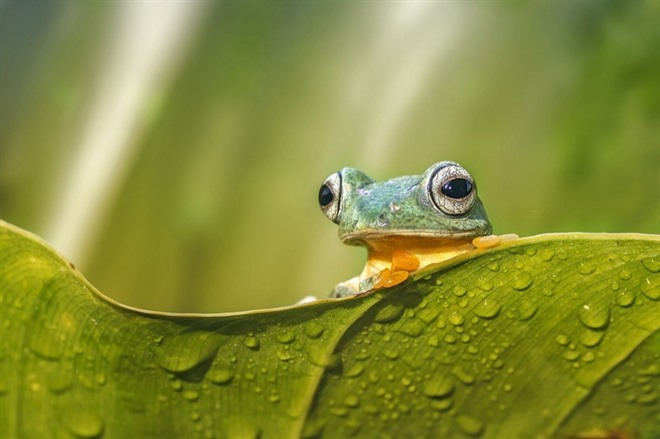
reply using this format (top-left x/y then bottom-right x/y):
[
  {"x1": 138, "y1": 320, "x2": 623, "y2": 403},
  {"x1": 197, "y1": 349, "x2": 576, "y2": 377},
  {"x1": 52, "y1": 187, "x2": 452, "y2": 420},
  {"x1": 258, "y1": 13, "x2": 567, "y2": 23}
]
[{"x1": 318, "y1": 161, "x2": 493, "y2": 297}]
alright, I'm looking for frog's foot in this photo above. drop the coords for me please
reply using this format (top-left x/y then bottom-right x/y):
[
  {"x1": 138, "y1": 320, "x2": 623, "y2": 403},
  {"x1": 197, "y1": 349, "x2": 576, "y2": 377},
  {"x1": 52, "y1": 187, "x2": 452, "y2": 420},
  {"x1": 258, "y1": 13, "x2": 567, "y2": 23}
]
[
  {"x1": 329, "y1": 277, "x2": 361, "y2": 298},
  {"x1": 472, "y1": 233, "x2": 519, "y2": 250},
  {"x1": 296, "y1": 295, "x2": 318, "y2": 304}
]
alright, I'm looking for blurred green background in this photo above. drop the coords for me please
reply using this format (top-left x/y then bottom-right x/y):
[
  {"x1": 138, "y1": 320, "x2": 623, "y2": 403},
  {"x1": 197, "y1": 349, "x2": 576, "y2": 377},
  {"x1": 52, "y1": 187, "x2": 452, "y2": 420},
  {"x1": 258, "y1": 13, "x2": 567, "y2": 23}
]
[{"x1": 1, "y1": 1, "x2": 658, "y2": 312}]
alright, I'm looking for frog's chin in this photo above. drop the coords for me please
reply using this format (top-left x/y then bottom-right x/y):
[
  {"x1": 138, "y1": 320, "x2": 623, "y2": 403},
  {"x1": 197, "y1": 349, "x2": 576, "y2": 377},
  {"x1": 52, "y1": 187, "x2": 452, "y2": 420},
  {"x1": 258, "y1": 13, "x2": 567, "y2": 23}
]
[{"x1": 340, "y1": 230, "x2": 483, "y2": 246}]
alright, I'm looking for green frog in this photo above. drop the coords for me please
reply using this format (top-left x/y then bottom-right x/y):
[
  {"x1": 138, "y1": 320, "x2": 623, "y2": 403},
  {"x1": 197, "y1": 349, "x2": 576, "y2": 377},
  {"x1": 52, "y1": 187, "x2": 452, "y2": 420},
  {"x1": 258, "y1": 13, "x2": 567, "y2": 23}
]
[{"x1": 318, "y1": 161, "x2": 498, "y2": 298}]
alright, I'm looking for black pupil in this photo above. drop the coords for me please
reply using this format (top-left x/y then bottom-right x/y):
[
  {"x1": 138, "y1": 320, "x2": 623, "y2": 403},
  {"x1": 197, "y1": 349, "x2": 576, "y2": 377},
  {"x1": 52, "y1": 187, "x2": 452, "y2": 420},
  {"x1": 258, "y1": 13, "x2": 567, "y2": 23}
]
[
  {"x1": 318, "y1": 184, "x2": 334, "y2": 207},
  {"x1": 441, "y1": 178, "x2": 472, "y2": 199}
]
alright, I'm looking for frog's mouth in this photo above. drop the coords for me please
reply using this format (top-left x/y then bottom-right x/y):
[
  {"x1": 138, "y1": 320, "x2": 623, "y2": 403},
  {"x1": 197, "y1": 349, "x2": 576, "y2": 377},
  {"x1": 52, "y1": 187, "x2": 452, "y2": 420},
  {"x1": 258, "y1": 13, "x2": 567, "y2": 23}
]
[{"x1": 347, "y1": 234, "x2": 477, "y2": 281}]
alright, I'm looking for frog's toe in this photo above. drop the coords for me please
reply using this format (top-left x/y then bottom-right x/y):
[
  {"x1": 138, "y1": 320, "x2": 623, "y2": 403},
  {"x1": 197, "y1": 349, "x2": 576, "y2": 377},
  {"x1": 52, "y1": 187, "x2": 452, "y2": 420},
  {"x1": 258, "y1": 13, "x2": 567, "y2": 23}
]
[{"x1": 329, "y1": 278, "x2": 361, "y2": 298}]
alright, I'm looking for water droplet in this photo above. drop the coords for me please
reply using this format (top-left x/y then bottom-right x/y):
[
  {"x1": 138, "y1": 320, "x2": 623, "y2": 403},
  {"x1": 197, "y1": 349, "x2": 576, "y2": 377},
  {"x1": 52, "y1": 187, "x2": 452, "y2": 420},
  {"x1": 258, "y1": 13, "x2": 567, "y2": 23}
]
[
  {"x1": 343, "y1": 395, "x2": 360, "y2": 408},
  {"x1": 306, "y1": 345, "x2": 338, "y2": 368},
  {"x1": 208, "y1": 368, "x2": 234, "y2": 385},
  {"x1": 345, "y1": 364, "x2": 364, "y2": 378},
  {"x1": 555, "y1": 334, "x2": 569, "y2": 346},
  {"x1": 638, "y1": 392, "x2": 658, "y2": 405},
  {"x1": 304, "y1": 322, "x2": 325, "y2": 339},
  {"x1": 474, "y1": 299, "x2": 501, "y2": 319},
  {"x1": 614, "y1": 290, "x2": 636, "y2": 307},
  {"x1": 563, "y1": 350, "x2": 581, "y2": 362},
  {"x1": 423, "y1": 375, "x2": 455, "y2": 399},
  {"x1": 487, "y1": 261, "x2": 500, "y2": 272},
  {"x1": 577, "y1": 303, "x2": 610, "y2": 329},
  {"x1": 397, "y1": 320, "x2": 425, "y2": 337},
  {"x1": 517, "y1": 299, "x2": 537, "y2": 321},
  {"x1": 452, "y1": 285, "x2": 467, "y2": 297},
  {"x1": 451, "y1": 366, "x2": 475, "y2": 385},
  {"x1": 639, "y1": 276, "x2": 659, "y2": 300},
  {"x1": 579, "y1": 330, "x2": 605, "y2": 348},
  {"x1": 478, "y1": 277, "x2": 494, "y2": 291},
  {"x1": 444, "y1": 334, "x2": 457, "y2": 344},
  {"x1": 168, "y1": 378, "x2": 183, "y2": 391},
  {"x1": 383, "y1": 349, "x2": 399, "y2": 360},
  {"x1": 430, "y1": 398, "x2": 453, "y2": 411},
  {"x1": 243, "y1": 336, "x2": 259, "y2": 350},
  {"x1": 62, "y1": 410, "x2": 104, "y2": 438},
  {"x1": 540, "y1": 249, "x2": 555, "y2": 262},
  {"x1": 276, "y1": 331, "x2": 296, "y2": 344},
  {"x1": 578, "y1": 263, "x2": 595, "y2": 275},
  {"x1": 46, "y1": 370, "x2": 72, "y2": 395},
  {"x1": 183, "y1": 389, "x2": 199, "y2": 401},
  {"x1": 269, "y1": 394, "x2": 281, "y2": 403},
  {"x1": 511, "y1": 272, "x2": 533, "y2": 291},
  {"x1": 418, "y1": 307, "x2": 441, "y2": 325},
  {"x1": 610, "y1": 281, "x2": 620, "y2": 291},
  {"x1": 641, "y1": 257, "x2": 660, "y2": 273},
  {"x1": 456, "y1": 415, "x2": 484, "y2": 437},
  {"x1": 637, "y1": 364, "x2": 660, "y2": 376},
  {"x1": 619, "y1": 269, "x2": 632, "y2": 280},
  {"x1": 152, "y1": 332, "x2": 221, "y2": 373},
  {"x1": 582, "y1": 352, "x2": 595, "y2": 363},
  {"x1": 374, "y1": 304, "x2": 404, "y2": 323},
  {"x1": 448, "y1": 311, "x2": 465, "y2": 326},
  {"x1": 277, "y1": 350, "x2": 294, "y2": 362}
]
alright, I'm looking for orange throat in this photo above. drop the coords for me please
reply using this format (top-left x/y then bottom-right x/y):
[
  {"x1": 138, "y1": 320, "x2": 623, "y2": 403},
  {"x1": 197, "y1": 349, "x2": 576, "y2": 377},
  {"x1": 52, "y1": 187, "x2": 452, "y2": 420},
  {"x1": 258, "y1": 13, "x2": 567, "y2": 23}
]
[{"x1": 359, "y1": 236, "x2": 476, "y2": 281}]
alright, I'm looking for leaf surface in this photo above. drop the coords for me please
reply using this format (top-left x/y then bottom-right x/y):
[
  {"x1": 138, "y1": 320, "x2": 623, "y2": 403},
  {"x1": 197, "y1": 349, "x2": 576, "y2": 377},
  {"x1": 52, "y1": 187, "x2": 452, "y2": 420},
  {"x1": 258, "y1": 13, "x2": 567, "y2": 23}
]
[{"x1": 1, "y1": 220, "x2": 658, "y2": 438}]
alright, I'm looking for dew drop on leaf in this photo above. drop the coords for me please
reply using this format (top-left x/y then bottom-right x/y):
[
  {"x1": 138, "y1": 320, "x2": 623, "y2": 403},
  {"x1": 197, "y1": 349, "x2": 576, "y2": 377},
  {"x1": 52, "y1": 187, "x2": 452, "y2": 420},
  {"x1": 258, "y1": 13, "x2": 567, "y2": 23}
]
[
  {"x1": 540, "y1": 249, "x2": 555, "y2": 262},
  {"x1": 343, "y1": 394, "x2": 360, "y2": 408},
  {"x1": 639, "y1": 276, "x2": 659, "y2": 300},
  {"x1": 563, "y1": 350, "x2": 581, "y2": 362},
  {"x1": 430, "y1": 398, "x2": 453, "y2": 412},
  {"x1": 448, "y1": 311, "x2": 465, "y2": 326},
  {"x1": 243, "y1": 336, "x2": 259, "y2": 350},
  {"x1": 577, "y1": 262, "x2": 596, "y2": 275},
  {"x1": 456, "y1": 415, "x2": 484, "y2": 437},
  {"x1": 641, "y1": 257, "x2": 660, "y2": 273},
  {"x1": 303, "y1": 322, "x2": 325, "y2": 339},
  {"x1": 619, "y1": 269, "x2": 632, "y2": 280},
  {"x1": 452, "y1": 285, "x2": 467, "y2": 297},
  {"x1": 46, "y1": 369, "x2": 72, "y2": 395},
  {"x1": 423, "y1": 375, "x2": 455, "y2": 399},
  {"x1": 183, "y1": 389, "x2": 199, "y2": 401},
  {"x1": 473, "y1": 299, "x2": 501, "y2": 319},
  {"x1": 486, "y1": 261, "x2": 500, "y2": 272},
  {"x1": 511, "y1": 272, "x2": 533, "y2": 290},
  {"x1": 579, "y1": 330, "x2": 605, "y2": 348},
  {"x1": 374, "y1": 304, "x2": 404, "y2": 323},
  {"x1": 577, "y1": 303, "x2": 610, "y2": 329},
  {"x1": 344, "y1": 363, "x2": 364, "y2": 378},
  {"x1": 614, "y1": 289, "x2": 636, "y2": 307},
  {"x1": 62, "y1": 410, "x2": 104, "y2": 439},
  {"x1": 207, "y1": 368, "x2": 234, "y2": 385},
  {"x1": 276, "y1": 331, "x2": 295, "y2": 344},
  {"x1": 517, "y1": 299, "x2": 538, "y2": 321},
  {"x1": 397, "y1": 319, "x2": 425, "y2": 337}
]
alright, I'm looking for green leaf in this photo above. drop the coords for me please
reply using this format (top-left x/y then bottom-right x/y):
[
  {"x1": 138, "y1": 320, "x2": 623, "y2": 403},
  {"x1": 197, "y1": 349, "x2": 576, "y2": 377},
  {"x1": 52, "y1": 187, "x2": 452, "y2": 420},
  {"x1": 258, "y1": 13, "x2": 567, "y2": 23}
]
[{"x1": 1, "y1": 220, "x2": 658, "y2": 438}]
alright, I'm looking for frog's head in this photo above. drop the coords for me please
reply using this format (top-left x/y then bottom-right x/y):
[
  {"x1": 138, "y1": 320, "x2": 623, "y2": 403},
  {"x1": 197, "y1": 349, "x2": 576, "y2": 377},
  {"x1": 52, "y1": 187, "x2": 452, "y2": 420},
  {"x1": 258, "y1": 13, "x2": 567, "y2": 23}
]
[{"x1": 318, "y1": 161, "x2": 492, "y2": 246}]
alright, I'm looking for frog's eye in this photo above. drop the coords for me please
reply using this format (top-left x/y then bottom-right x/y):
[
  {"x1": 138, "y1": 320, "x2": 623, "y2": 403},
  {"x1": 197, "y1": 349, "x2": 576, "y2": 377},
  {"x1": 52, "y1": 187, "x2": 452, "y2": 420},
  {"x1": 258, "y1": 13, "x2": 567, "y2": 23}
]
[
  {"x1": 318, "y1": 172, "x2": 342, "y2": 223},
  {"x1": 428, "y1": 164, "x2": 477, "y2": 216}
]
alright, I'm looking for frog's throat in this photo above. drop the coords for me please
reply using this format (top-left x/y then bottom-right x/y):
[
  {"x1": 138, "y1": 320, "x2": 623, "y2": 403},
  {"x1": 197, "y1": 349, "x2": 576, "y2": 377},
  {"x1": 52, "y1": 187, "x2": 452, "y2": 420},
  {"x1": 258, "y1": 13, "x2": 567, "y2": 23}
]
[{"x1": 358, "y1": 236, "x2": 476, "y2": 280}]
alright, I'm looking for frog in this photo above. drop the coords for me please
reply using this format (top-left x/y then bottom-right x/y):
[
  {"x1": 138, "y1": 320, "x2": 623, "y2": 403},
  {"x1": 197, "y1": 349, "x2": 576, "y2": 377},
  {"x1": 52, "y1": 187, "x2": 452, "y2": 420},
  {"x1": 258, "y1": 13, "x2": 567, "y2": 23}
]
[{"x1": 318, "y1": 161, "x2": 499, "y2": 298}]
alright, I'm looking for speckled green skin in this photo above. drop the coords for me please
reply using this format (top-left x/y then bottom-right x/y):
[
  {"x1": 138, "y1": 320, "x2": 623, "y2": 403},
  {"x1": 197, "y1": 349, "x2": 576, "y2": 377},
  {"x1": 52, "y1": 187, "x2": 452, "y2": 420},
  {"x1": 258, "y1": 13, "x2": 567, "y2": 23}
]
[{"x1": 337, "y1": 162, "x2": 492, "y2": 245}]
